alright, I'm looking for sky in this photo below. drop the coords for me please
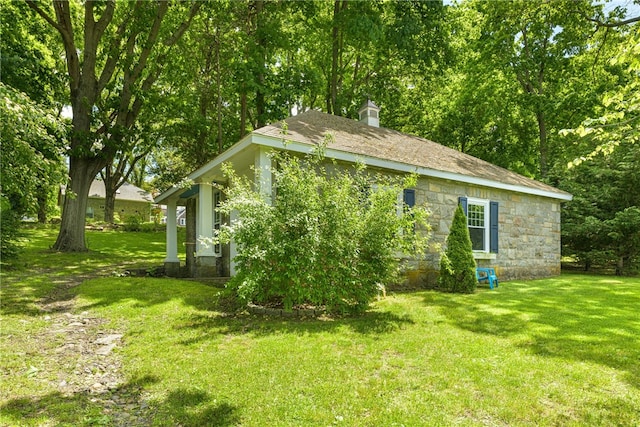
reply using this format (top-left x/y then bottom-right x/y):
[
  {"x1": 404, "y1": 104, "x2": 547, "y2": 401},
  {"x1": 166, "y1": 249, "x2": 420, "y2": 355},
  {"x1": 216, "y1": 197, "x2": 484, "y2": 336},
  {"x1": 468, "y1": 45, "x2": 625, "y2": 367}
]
[{"x1": 602, "y1": 0, "x2": 640, "y2": 17}]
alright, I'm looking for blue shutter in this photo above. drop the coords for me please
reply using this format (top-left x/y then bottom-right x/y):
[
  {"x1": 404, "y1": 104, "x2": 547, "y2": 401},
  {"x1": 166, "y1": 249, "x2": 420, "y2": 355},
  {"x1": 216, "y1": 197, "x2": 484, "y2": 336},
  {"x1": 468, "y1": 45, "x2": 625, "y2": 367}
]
[
  {"x1": 403, "y1": 189, "x2": 416, "y2": 208},
  {"x1": 458, "y1": 196, "x2": 468, "y2": 216},
  {"x1": 490, "y1": 201, "x2": 499, "y2": 253}
]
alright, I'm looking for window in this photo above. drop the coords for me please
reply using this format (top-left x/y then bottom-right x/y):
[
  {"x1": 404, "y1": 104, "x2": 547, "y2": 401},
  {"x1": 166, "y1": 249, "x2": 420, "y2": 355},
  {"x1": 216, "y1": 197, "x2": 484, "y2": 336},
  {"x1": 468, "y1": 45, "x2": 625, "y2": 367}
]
[
  {"x1": 403, "y1": 189, "x2": 416, "y2": 233},
  {"x1": 403, "y1": 189, "x2": 415, "y2": 210},
  {"x1": 467, "y1": 199, "x2": 488, "y2": 251},
  {"x1": 86, "y1": 206, "x2": 94, "y2": 219},
  {"x1": 459, "y1": 197, "x2": 499, "y2": 253}
]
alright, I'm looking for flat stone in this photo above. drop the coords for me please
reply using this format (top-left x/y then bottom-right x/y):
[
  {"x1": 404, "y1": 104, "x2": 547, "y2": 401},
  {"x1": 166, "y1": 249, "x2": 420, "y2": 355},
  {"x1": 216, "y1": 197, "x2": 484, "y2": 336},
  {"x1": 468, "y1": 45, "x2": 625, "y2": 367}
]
[
  {"x1": 96, "y1": 343, "x2": 116, "y2": 355},
  {"x1": 95, "y1": 334, "x2": 122, "y2": 345}
]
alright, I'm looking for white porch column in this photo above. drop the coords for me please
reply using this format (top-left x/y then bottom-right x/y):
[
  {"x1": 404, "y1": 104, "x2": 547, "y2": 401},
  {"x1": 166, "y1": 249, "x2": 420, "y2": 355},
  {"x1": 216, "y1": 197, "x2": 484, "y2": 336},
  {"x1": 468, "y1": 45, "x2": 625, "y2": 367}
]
[
  {"x1": 164, "y1": 200, "x2": 179, "y2": 263},
  {"x1": 197, "y1": 182, "x2": 216, "y2": 257},
  {"x1": 255, "y1": 146, "x2": 272, "y2": 204}
]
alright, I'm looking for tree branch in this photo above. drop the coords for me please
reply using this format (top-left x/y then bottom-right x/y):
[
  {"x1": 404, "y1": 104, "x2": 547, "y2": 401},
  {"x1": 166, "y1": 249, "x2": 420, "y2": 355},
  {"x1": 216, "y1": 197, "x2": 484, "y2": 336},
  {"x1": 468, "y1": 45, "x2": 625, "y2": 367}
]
[
  {"x1": 46, "y1": 1, "x2": 81, "y2": 99},
  {"x1": 126, "y1": 1, "x2": 203, "y2": 128},
  {"x1": 93, "y1": 0, "x2": 116, "y2": 42},
  {"x1": 578, "y1": 10, "x2": 640, "y2": 28},
  {"x1": 98, "y1": 2, "x2": 141, "y2": 93},
  {"x1": 25, "y1": 1, "x2": 62, "y2": 32}
]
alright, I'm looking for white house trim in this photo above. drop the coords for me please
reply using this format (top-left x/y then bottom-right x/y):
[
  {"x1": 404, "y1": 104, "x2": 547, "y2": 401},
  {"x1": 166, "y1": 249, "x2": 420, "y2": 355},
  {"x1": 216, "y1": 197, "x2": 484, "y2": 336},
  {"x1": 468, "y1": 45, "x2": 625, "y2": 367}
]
[{"x1": 155, "y1": 136, "x2": 254, "y2": 203}]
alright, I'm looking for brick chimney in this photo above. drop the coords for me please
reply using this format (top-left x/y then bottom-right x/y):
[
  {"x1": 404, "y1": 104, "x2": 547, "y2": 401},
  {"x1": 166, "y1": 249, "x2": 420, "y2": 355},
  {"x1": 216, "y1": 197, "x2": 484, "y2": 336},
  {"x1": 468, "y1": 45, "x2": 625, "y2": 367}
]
[{"x1": 358, "y1": 100, "x2": 380, "y2": 127}]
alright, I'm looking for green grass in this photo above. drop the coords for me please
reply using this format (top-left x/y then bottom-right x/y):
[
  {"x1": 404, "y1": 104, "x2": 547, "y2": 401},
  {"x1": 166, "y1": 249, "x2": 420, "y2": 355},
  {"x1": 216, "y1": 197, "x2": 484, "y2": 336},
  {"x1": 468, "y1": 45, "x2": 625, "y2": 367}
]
[{"x1": 2, "y1": 226, "x2": 640, "y2": 426}]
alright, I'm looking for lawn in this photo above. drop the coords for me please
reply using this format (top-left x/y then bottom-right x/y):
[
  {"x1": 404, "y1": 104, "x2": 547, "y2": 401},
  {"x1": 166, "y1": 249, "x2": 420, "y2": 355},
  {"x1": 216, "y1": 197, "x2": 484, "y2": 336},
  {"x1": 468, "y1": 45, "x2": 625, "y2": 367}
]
[{"x1": 2, "y1": 226, "x2": 639, "y2": 426}]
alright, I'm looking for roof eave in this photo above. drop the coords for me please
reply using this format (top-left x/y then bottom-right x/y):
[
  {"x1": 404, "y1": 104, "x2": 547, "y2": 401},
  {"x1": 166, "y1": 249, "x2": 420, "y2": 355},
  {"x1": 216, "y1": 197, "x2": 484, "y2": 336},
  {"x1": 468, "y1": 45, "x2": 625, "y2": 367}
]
[
  {"x1": 156, "y1": 127, "x2": 573, "y2": 204},
  {"x1": 252, "y1": 133, "x2": 573, "y2": 201},
  {"x1": 154, "y1": 134, "x2": 254, "y2": 204}
]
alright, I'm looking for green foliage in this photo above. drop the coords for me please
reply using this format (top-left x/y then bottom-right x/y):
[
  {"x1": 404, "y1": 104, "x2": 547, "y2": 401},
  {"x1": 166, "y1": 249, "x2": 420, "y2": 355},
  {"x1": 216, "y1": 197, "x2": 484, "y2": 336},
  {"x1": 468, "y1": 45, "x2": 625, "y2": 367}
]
[
  {"x1": 0, "y1": 196, "x2": 21, "y2": 258},
  {"x1": 0, "y1": 0, "x2": 66, "y2": 107},
  {"x1": 121, "y1": 218, "x2": 164, "y2": 233},
  {"x1": 122, "y1": 216, "x2": 142, "y2": 232},
  {"x1": 0, "y1": 84, "x2": 66, "y2": 257},
  {"x1": 558, "y1": 19, "x2": 639, "y2": 275},
  {"x1": 607, "y1": 207, "x2": 640, "y2": 275},
  {"x1": 214, "y1": 146, "x2": 430, "y2": 314},
  {"x1": 438, "y1": 203, "x2": 477, "y2": 293},
  {"x1": 561, "y1": 137, "x2": 640, "y2": 274}
]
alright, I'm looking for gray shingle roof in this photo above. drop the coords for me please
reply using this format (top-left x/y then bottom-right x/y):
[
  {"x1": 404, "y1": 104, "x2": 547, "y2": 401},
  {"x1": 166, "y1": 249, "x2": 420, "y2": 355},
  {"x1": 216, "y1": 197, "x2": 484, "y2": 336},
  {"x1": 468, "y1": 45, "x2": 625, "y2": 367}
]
[
  {"x1": 88, "y1": 180, "x2": 152, "y2": 203},
  {"x1": 254, "y1": 110, "x2": 570, "y2": 197}
]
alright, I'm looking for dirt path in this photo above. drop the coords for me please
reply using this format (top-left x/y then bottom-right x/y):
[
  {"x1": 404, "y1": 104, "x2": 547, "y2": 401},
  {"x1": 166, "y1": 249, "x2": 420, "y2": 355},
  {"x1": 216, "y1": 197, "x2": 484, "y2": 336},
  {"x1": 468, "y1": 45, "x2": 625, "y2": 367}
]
[{"x1": 36, "y1": 272, "x2": 154, "y2": 426}]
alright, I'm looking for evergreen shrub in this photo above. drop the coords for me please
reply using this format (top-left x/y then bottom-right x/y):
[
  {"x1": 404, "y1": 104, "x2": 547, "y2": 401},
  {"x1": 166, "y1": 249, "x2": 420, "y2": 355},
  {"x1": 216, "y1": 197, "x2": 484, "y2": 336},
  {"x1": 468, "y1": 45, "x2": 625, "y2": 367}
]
[{"x1": 438, "y1": 203, "x2": 477, "y2": 293}]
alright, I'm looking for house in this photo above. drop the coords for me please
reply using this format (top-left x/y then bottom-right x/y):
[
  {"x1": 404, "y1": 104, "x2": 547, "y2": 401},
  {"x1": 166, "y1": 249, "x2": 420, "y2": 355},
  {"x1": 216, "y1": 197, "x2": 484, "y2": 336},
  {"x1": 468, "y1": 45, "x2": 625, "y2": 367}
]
[
  {"x1": 83, "y1": 180, "x2": 153, "y2": 222},
  {"x1": 155, "y1": 102, "x2": 572, "y2": 283},
  {"x1": 160, "y1": 206, "x2": 187, "y2": 226}
]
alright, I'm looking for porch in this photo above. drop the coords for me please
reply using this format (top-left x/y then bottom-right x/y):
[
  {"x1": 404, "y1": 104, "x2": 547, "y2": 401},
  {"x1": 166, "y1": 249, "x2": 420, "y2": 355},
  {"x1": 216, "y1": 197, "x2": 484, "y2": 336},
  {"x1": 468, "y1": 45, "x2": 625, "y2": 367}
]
[{"x1": 158, "y1": 144, "x2": 273, "y2": 278}]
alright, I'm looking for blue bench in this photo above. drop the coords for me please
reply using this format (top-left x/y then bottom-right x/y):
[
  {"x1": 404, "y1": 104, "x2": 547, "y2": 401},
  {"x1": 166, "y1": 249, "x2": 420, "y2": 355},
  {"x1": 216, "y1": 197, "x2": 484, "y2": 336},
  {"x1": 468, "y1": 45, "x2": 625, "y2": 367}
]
[{"x1": 476, "y1": 267, "x2": 499, "y2": 289}]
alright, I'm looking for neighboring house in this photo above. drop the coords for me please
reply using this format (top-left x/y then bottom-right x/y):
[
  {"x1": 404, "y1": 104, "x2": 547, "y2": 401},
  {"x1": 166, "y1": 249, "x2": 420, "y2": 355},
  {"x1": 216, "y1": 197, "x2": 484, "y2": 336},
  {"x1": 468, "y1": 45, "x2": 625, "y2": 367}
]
[
  {"x1": 155, "y1": 102, "x2": 572, "y2": 282},
  {"x1": 80, "y1": 180, "x2": 153, "y2": 222},
  {"x1": 160, "y1": 206, "x2": 187, "y2": 226}
]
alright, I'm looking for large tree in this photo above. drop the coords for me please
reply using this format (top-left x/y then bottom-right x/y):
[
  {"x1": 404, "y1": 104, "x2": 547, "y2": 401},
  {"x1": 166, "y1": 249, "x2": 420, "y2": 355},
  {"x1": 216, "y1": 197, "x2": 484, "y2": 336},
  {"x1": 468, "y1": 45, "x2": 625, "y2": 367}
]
[
  {"x1": 27, "y1": 0, "x2": 201, "y2": 251},
  {"x1": 560, "y1": 15, "x2": 639, "y2": 274}
]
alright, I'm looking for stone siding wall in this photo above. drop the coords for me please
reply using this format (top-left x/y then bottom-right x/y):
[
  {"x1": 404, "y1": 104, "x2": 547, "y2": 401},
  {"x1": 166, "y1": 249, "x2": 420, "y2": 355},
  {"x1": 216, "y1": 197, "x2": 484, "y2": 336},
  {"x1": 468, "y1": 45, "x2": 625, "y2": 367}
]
[
  {"x1": 406, "y1": 177, "x2": 562, "y2": 286},
  {"x1": 86, "y1": 199, "x2": 151, "y2": 222}
]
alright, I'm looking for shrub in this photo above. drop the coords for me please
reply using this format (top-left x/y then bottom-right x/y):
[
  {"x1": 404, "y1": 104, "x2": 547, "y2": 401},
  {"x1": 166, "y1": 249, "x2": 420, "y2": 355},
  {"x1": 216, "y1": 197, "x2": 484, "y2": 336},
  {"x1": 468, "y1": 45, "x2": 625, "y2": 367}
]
[
  {"x1": 122, "y1": 215, "x2": 142, "y2": 232},
  {"x1": 0, "y1": 196, "x2": 21, "y2": 259},
  {"x1": 213, "y1": 145, "x2": 430, "y2": 315},
  {"x1": 121, "y1": 217, "x2": 164, "y2": 233},
  {"x1": 438, "y1": 203, "x2": 477, "y2": 293}
]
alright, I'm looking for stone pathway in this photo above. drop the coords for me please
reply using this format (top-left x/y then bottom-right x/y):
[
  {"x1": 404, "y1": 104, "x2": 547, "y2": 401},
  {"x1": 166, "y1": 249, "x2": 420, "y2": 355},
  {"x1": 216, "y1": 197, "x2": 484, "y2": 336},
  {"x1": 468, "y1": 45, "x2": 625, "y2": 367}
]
[{"x1": 36, "y1": 273, "x2": 154, "y2": 426}]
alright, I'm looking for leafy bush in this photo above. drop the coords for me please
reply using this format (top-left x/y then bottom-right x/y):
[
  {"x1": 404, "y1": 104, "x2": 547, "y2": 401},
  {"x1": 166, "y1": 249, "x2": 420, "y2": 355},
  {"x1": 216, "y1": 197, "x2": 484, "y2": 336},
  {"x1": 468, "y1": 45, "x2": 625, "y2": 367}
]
[
  {"x1": 121, "y1": 217, "x2": 165, "y2": 233},
  {"x1": 1, "y1": 196, "x2": 21, "y2": 258},
  {"x1": 122, "y1": 215, "x2": 142, "y2": 232},
  {"x1": 1, "y1": 84, "x2": 66, "y2": 254},
  {"x1": 438, "y1": 203, "x2": 477, "y2": 293},
  {"x1": 213, "y1": 146, "x2": 430, "y2": 314}
]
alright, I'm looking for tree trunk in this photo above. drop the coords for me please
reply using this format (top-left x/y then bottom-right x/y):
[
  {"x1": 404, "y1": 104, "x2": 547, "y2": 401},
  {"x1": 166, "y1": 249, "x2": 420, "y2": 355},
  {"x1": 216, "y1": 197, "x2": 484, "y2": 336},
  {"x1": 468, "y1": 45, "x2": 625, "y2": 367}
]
[
  {"x1": 329, "y1": 0, "x2": 342, "y2": 115},
  {"x1": 615, "y1": 256, "x2": 624, "y2": 276},
  {"x1": 215, "y1": 27, "x2": 223, "y2": 154},
  {"x1": 104, "y1": 187, "x2": 116, "y2": 223},
  {"x1": 254, "y1": 0, "x2": 266, "y2": 129},
  {"x1": 54, "y1": 158, "x2": 103, "y2": 252},
  {"x1": 102, "y1": 163, "x2": 123, "y2": 224},
  {"x1": 36, "y1": 187, "x2": 48, "y2": 223},
  {"x1": 240, "y1": 90, "x2": 248, "y2": 137},
  {"x1": 536, "y1": 110, "x2": 548, "y2": 179}
]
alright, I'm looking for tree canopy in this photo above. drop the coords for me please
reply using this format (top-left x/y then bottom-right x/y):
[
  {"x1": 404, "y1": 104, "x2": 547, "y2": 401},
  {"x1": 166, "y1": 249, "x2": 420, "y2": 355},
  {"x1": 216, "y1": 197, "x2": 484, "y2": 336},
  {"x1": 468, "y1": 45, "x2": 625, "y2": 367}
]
[{"x1": 4, "y1": 0, "x2": 639, "y2": 270}]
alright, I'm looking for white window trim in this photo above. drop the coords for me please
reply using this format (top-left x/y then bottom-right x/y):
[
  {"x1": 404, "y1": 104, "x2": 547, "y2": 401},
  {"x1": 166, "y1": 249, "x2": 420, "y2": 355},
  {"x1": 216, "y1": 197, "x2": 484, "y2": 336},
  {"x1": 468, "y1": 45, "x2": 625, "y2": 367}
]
[{"x1": 467, "y1": 197, "x2": 490, "y2": 253}]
